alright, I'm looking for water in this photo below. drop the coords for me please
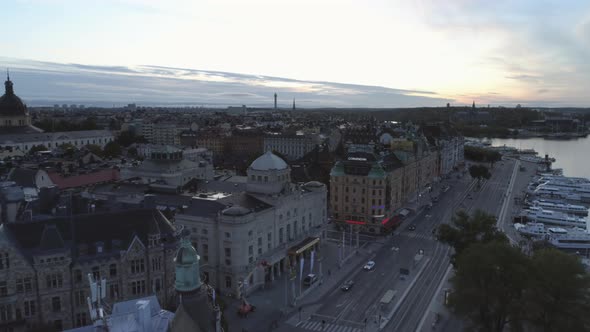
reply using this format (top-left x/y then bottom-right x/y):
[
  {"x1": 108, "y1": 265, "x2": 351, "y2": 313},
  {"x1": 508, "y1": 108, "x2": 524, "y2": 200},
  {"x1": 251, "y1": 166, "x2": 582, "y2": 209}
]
[{"x1": 490, "y1": 136, "x2": 590, "y2": 179}]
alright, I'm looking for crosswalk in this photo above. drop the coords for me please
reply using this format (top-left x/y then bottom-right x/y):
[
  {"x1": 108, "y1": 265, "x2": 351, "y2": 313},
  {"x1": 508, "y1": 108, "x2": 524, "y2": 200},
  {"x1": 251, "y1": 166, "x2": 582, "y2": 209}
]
[
  {"x1": 296, "y1": 320, "x2": 362, "y2": 332},
  {"x1": 399, "y1": 232, "x2": 435, "y2": 240}
]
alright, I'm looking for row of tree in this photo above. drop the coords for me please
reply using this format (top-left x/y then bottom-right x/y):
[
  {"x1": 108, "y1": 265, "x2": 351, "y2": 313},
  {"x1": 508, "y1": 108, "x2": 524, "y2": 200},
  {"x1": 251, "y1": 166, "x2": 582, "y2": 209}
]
[
  {"x1": 34, "y1": 117, "x2": 99, "y2": 132},
  {"x1": 438, "y1": 210, "x2": 590, "y2": 331},
  {"x1": 464, "y1": 146, "x2": 502, "y2": 167}
]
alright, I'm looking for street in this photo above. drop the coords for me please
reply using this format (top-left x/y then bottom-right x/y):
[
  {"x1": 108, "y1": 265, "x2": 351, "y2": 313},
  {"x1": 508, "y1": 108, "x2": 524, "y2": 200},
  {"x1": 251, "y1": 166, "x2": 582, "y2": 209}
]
[{"x1": 245, "y1": 160, "x2": 524, "y2": 332}]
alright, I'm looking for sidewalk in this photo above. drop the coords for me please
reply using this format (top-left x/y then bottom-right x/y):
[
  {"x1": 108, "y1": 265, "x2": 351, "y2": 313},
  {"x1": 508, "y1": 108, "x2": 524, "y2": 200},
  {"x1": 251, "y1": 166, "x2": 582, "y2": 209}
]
[{"x1": 224, "y1": 240, "x2": 379, "y2": 332}]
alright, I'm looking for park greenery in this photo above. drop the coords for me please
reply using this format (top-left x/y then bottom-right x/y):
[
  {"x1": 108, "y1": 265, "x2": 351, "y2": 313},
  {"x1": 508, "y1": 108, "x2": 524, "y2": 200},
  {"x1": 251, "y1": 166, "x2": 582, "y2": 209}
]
[
  {"x1": 34, "y1": 117, "x2": 99, "y2": 132},
  {"x1": 464, "y1": 146, "x2": 502, "y2": 167},
  {"x1": 438, "y1": 210, "x2": 590, "y2": 332},
  {"x1": 468, "y1": 164, "x2": 491, "y2": 186}
]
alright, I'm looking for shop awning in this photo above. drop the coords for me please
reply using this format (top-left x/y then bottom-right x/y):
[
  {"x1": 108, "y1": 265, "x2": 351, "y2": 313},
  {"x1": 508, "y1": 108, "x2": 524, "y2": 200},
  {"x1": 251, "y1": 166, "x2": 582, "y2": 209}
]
[{"x1": 288, "y1": 237, "x2": 320, "y2": 255}]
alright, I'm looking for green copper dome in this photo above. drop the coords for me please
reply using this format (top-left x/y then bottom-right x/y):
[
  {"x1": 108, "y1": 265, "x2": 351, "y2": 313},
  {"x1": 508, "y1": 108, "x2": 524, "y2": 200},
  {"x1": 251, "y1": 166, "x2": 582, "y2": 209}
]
[{"x1": 175, "y1": 237, "x2": 202, "y2": 293}]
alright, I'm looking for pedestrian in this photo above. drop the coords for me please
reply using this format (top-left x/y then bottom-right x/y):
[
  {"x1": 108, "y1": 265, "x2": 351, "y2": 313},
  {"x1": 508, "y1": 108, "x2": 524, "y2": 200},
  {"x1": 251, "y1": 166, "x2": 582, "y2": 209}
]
[{"x1": 328, "y1": 269, "x2": 331, "y2": 276}]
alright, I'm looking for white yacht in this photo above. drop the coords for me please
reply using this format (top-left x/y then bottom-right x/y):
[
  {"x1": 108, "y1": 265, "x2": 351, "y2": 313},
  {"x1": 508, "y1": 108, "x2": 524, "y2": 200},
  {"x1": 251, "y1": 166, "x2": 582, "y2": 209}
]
[
  {"x1": 549, "y1": 228, "x2": 590, "y2": 250},
  {"x1": 516, "y1": 222, "x2": 546, "y2": 238},
  {"x1": 523, "y1": 206, "x2": 587, "y2": 228},
  {"x1": 517, "y1": 222, "x2": 590, "y2": 250},
  {"x1": 530, "y1": 200, "x2": 588, "y2": 216}
]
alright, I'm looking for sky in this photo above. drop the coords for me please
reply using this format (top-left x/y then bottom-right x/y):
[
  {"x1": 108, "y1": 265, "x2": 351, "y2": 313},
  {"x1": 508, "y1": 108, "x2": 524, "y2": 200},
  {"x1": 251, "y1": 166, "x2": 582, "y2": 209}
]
[{"x1": 2, "y1": 0, "x2": 590, "y2": 107}]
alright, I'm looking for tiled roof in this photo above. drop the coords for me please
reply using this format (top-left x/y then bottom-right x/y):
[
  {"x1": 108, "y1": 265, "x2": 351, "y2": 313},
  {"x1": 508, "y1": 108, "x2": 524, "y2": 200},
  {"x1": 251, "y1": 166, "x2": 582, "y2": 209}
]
[
  {"x1": 4, "y1": 209, "x2": 175, "y2": 259},
  {"x1": 48, "y1": 168, "x2": 119, "y2": 189}
]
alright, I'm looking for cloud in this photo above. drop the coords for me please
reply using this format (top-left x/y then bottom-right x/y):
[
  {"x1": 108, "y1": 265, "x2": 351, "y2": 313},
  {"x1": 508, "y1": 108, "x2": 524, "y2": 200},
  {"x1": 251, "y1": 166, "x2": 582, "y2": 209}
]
[{"x1": 0, "y1": 57, "x2": 450, "y2": 108}]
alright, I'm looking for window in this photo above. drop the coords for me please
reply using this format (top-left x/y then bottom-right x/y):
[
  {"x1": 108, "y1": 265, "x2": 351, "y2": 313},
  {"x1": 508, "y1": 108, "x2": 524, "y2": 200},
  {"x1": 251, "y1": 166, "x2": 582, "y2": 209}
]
[
  {"x1": 201, "y1": 229, "x2": 208, "y2": 235},
  {"x1": 225, "y1": 232, "x2": 231, "y2": 239},
  {"x1": 24, "y1": 300, "x2": 35, "y2": 317},
  {"x1": 110, "y1": 264, "x2": 117, "y2": 277},
  {"x1": 130, "y1": 280, "x2": 146, "y2": 295},
  {"x1": 151, "y1": 257, "x2": 162, "y2": 271},
  {"x1": 225, "y1": 276, "x2": 232, "y2": 289},
  {"x1": 76, "y1": 312, "x2": 87, "y2": 327},
  {"x1": 74, "y1": 290, "x2": 85, "y2": 306},
  {"x1": 258, "y1": 237, "x2": 262, "y2": 247},
  {"x1": 109, "y1": 284, "x2": 119, "y2": 300},
  {"x1": 130, "y1": 259, "x2": 145, "y2": 274},
  {"x1": 51, "y1": 296, "x2": 61, "y2": 312},
  {"x1": 202, "y1": 244, "x2": 209, "y2": 263},
  {"x1": 46, "y1": 273, "x2": 63, "y2": 289},
  {"x1": 92, "y1": 266, "x2": 100, "y2": 280},
  {"x1": 279, "y1": 228, "x2": 284, "y2": 244},
  {"x1": 155, "y1": 279, "x2": 162, "y2": 292},
  {"x1": 248, "y1": 230, "x2": 253, "y2": 237},
  {"x1": 0, "y1": 304, "x2": 12, "y2": 322},
  {"x1": 0, "y1": 281, "x2": 6, "y2": 297},
  {"x1": 74, "y1": 270, "x2": 82, "y2": 283},
  {"x1": 0, "y1": 252, "x2": 9, "y2": 269},
  {"x1": 248, "y1": 245, "x2": 253, "y2": 255}
]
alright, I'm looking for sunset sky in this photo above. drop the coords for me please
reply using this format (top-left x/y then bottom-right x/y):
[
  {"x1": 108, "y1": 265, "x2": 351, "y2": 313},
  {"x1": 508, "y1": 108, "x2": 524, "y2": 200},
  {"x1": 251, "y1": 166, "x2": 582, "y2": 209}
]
[{"x1": 3, "y1": 0, "x2": 590, "y2": 107}]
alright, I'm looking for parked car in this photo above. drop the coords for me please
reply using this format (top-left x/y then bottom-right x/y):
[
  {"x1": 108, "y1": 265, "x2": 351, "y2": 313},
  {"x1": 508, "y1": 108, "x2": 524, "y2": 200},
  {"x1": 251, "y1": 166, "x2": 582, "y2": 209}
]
[
  {"x1": 303, "y1": 274, "x2": 318, "y2": 286},
  {"x1": 340, "y1": 280, "x2": 355, "y2": 291},
  {"x1": 408, "y1": 225, "x2": 416, "y2": 231},
  {"x1": 363, "y1": 261, "x2": 376, "y2": 271}
]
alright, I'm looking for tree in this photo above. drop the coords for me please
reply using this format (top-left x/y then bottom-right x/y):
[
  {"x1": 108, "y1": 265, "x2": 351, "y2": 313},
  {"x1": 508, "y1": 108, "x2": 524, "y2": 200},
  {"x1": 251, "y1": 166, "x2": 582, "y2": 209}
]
[
  {"x1": 116, "y1": 131, "x2": 148, "y2": 147},
  {"x1": 469, "y1": 164, "x2": 491, "y2": 187},
  {"x1": 28, "y1": 145, "x2": 48, "y2": 154},
  {"x1": 85, "y1": 144, "x2": 104, "y2": 157},
  {"x1": 127, "y1": 146, "x2": 138, "y2": 157},
  {"x1": 525, "y1": 249, "x2": 590, "y2": 331},
  {"x1": 450, "y1": 241, "x2": 529, "y2": 332},
  {"x1": 103, "y1": 141, "x2": 122, "y2": 158},
  {"x1": 438, "y1": 209, "x2": 507, "y2": 265}
]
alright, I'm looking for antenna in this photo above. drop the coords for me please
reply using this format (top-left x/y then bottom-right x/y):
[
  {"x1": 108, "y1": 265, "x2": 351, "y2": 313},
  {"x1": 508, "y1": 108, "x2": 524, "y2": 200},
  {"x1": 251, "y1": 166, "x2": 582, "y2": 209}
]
[{"x1": 87, "y1": 273, "x2": 109, "y2": 328}]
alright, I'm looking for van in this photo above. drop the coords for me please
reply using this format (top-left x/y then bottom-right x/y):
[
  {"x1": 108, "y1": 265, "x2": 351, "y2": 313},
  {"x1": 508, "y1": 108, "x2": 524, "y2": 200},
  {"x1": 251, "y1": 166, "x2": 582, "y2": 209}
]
[{"x1": 303, "y1": 274, "x2": 318, "y2": 286}]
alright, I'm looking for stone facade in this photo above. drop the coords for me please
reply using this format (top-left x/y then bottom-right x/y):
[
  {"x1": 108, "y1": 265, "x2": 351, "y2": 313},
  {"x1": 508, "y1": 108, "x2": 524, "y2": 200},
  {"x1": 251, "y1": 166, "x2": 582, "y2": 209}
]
[
  {"x1": 175, "y1": 152, "x2": 327, "y2": 298},
  {"x1": 0, "y1": 209, "x2": 179, "y2": 331}
]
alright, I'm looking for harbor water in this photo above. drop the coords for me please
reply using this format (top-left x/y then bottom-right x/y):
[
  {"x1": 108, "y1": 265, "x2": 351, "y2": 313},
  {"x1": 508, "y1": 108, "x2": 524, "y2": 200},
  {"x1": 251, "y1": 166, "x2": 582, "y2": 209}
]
[{"x1": 491, "y1": 136, "x2": 590, "y2": 179}]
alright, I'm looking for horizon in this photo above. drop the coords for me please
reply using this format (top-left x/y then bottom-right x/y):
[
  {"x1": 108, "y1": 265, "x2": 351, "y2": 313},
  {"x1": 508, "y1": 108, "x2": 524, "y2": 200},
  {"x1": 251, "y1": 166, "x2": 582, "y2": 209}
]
[{"x1": 2, "y1": 1, "x2": 590, "y2": 108}]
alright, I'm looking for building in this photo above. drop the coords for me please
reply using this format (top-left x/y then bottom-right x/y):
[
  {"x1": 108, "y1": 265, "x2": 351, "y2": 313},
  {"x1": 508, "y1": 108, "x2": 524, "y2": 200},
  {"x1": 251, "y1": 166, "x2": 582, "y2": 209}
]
[
  {"x1": 0, "y1": 208, "x2": 179, "y2": 331},
  {"x1": 263, "y1": 133, "x2": 319, "y2": 161},
  {"x1": 174, "y1": 151, "x2": 328, "y2": 298},
  {"x1": 151, "y1": 123, "x2": 181, "y2": 146},
  {"x1": 330, "y1": 130, "x2": 441, "y2": 234},
  {"x1": 0, "y1": 75, "x2": 115, "y2": 152},
  {"x1": 0, "y1": 130, "x2": 116, "y2": 153},
  {"x1": 120, "y1": 146, "x2": 214, "y2": 187},
  {"x1": 0, "y1": 73, "x2": 32, "y2": 128},
  {"x1": 330, "y1": 146, "x2": 396, "y2": 234}
]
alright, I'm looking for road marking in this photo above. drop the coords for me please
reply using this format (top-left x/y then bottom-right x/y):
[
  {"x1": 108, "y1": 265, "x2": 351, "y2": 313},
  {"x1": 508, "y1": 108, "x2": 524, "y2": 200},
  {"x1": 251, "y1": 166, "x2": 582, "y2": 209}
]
[{"x1": 415, "y1": 263, "x2": 453, "y2": 332}]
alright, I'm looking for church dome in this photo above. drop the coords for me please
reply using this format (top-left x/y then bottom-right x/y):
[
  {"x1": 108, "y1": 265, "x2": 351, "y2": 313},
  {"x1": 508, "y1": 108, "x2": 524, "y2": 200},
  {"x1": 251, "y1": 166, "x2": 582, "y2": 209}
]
[
  {"x1": 250, "y1": 151, "x2": 288, "y2": 171},
  {"x1": 0, "y1": 75, "x2": 27, "y2": 117}
]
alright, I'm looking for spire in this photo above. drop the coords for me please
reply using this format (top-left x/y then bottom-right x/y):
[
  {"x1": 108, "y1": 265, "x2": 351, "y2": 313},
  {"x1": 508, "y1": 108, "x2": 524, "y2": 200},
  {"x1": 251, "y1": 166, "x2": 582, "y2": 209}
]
[
  {"x1": 472, "y1": 101, "x2": 475, "y2": 109},
  {"x1": 292, "y1": 98, "x2": 296, "y2": 110},
  {"x1": 4, "y1": 69, "x2": 14, "y2": 95}
]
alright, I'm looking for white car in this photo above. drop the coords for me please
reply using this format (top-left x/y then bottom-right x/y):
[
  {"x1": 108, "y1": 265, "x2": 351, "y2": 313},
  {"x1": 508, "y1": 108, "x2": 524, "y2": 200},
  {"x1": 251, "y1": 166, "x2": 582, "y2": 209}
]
[{"x1": 363, "y1": 261, "x2": 376, "y2": 271}]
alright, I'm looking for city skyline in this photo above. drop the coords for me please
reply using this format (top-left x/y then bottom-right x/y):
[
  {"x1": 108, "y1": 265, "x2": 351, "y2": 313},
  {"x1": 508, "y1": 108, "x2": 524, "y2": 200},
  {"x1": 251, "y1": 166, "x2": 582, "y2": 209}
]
[{"x1": 3, "y1": 0, "x2": 590, "y2": 107}]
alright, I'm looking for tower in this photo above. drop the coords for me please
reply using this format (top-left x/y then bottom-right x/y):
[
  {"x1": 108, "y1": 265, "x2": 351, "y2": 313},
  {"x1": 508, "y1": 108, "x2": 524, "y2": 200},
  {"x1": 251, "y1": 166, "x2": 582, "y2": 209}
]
[
  {"x1": 292, "y1": 98, "x2": 296, "y2": 110},
  {"x1": 274, "y1": 93, "x2": 277, "y2": 109},
  {"x1": 472, "y1": 101, "x2": 475, "y2": 109},
  {"x1": 174, "y1": 237, "x2": 202, "y2": 293},
  {"x1": 170, "y1": 236, "x2": 221, "y2": 332}
]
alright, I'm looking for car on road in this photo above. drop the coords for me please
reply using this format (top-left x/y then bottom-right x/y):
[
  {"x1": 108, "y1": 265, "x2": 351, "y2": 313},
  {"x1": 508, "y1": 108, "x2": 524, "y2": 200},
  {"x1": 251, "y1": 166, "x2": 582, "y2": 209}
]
[
  {"x1": 363, "y1": 261, "x2": 376, "y2": 271},
  {"x1": 467, "y1": 194, "x2": 473, "y2": 199},
  {"x1": 340, "y1": 280, "x2": 355, "y2": 291},
  {"x1": 303, "y1": 274, "x2": 318, "y2": 286},
  {"x1": 391, "y1": 246, "x2": 399, "y2": 252},
  {"x1": 408, "y1": 225, "x2": 416, "y2": 231}
]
